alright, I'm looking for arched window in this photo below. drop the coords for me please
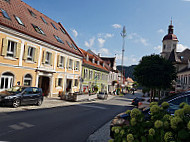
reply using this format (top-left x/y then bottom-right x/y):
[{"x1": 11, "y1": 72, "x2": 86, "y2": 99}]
[
  {"x1": 0, "y1": 72, "x2": 14, "y2": 91},
  {"x1": 24, "y1": 74, "x2": 32, "y2": 86}
]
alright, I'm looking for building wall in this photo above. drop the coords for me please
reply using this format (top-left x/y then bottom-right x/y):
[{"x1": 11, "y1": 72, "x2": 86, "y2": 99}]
[
  {"x1": 82, "y1": 66, "x2": 108, "y2": 93},
  {"x1": 0, "y1": 27, "x2": 82, "y2": 97}
]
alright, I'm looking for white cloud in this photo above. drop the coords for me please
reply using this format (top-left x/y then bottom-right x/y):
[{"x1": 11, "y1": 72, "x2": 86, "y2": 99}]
[
  {"x1": 183, "y1": 0, "x2": 190, "y2": 1},
  {"x1": 71, "y1": 29, "x2": 78, "y2": 38},
  {"x1": 177, "y1": 44, "x2": 189, "y2": 52},
  {"x1": 98, "y1": 38, "x2": 106, "y2": 48},
  {"x1": 127, "y1": 33, "x2": 149, "y2": 46},
  {"x1": 98, "y1": 33, "x2": 114, "y2": 39},
  {"x1": 154, "y1": 45, "x2": 162, "y2": 51},
  {"x1": 157, "y1": 29, "x2": 165, "y2": 34},
  {"x1": 116, "y1": 54, "x2": 138, "y2": 65},
  {"x1": 84, "y1": 37, "x2": 95, "y2": 48},
  {"x1": 112, "y1": 24, "x2": 122, "y2": 29},
  {"x1": 105, "y1": 33, "x2": 114, "y2": 38}
]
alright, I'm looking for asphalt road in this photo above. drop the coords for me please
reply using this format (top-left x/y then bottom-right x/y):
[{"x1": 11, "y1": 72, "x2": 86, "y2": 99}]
[{"x1": 0, "y1": 96, "x2": 134, "y2": 142}]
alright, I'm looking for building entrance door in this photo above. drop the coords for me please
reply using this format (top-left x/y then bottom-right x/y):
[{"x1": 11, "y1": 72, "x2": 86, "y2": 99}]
[
  {"x1": 66, "y1": 79, "x2": 72, "y2": 93},
  {"x1": 38, "y1": 76, "x2": 50, "y2": 96}
]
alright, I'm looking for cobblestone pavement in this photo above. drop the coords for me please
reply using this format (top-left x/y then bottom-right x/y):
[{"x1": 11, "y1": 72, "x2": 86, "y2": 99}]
[{"x1": 0, "y1": 95, "x2": 115, "y2": 113}]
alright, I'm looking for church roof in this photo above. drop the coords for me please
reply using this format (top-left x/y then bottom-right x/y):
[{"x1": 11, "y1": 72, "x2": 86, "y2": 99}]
[
  {"x1": 168, "y1": 49, "x2": 181, "y2": 63},
  {"x1": 163, "y1": 23, "x2": 178, "y2": 41}
]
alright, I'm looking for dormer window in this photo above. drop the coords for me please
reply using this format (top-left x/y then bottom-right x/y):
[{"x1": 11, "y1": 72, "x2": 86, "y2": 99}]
[
  {"x1": 97, "y1": 60, "x2": 100, "y2": 65},
  {"x1": 92, "y1": 58, "x2": 95, "y2": 64},
  {"x1": 60, "y1": 28, "x2": 66, "y2": 34},
  {"x1": 28, "y1": 9, "x2": 36, "y2": 18},
  {"x1": 103, "y1": 62, "x2": 105, "y2": 67},
  {"x1": 86, "y1": 54, "x2": 89, "y2": 61},
  {"x1": 14, "y1": 15, "x2": 24, "y2": 26},
  {"x1": 4, "y1": 0, "x2": 10, "y2": 3},
  {"x1": 41, "y1": 16, "x2": 48, "y2": 24},
  {"x1": 51, "y1": 22, "x2": 58, "y2": 30},
  {"x1": 0, "y1": 8, "x2": 11, "y2": 20},
  {"x1": 32, "y1": 24, "x2": 45, "y2": 35},
  {"x1": 54, "y1": 35, "x2": 64, "y2": 44},
  {"x1": 72, "y1": 43, "x2": 78, "y2": 50},
  {"x1": 66, "y1": 41, "x2": 72, "y2": 48},
  {"x1": 109, "y1": 63, "x2": 111, "y2": 67}
]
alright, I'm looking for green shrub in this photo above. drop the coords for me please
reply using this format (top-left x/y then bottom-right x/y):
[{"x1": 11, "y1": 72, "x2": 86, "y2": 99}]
[
  {"x1": 127, "y1": 134, "x2": 134, "y2": 142},
  {"x1": 161, "y1": 102, "x2": 169, "y2": 109},
  {"x1": 179, "y1": 102, "x2": 188, "y2": 108},
  {"x1": 150, "y1": 102, "x2": 158, "y2": 107},
  {"x1": 111, "y1": 102, "x2": 190, "y2": 142}
]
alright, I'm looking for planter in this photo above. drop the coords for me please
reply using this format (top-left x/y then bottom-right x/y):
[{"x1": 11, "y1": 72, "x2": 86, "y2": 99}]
[
  {"x1": 89, "y1": 93, "x2": 97, "y2": 100},
  {"x1": 97, "y1": 92, "x2": 108, "y2": 100}
]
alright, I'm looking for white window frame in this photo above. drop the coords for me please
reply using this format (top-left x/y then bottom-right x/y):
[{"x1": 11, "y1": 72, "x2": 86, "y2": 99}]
[
  {"x1": 59, "y1": 56, "x2": 65, "y2": 68},
  {"x1": 45, "y1": 51, "x2": 52, "y2": 65},
  {"x1": 0, "y1": 73, "x2": 14, "y2": 91},
  {"x1": 7, "y1": 40, "x2": 17, "y2": 58},
  {"x1": 23, "y1": 74, "x2": 32, "y2": 86},
  {"x1": 69, "y1": 59, "x2": 73, "y2": 70},
  {"x1": 27, "y1": 46, "x2": 35, "y2": 61},
  {"x1": 75, "y1": 61, "x2": 79, "y2": 70}
]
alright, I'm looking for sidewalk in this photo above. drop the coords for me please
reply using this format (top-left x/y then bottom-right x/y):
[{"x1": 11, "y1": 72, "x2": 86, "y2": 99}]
[
  {"x1": 0, "y1": 94, "x2": 115, "y2": 113},
  {"x1": 87, "y1": 91, "x2": 144, "y2": 142}
]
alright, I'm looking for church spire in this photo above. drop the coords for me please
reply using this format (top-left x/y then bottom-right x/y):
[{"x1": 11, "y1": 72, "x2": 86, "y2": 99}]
[{"x1": 168, "y1": 19, "x2": 174, "y2": 34}]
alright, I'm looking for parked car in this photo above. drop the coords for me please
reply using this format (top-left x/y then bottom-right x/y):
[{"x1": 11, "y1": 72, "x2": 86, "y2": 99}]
[
  {"x1": 0, "y1": 86, "x2": 43, "y2": 108},
  {"x1": 110, "y1": 93, "x2": 190, "y2": 138},
  {"x1": 138, "y1": 98, "x2": 158, "y2": 110}
]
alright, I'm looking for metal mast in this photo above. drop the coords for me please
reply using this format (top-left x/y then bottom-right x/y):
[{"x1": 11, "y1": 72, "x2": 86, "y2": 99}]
[{"x1": 121, "y1": 26, "x2": 126, "y2": 85}]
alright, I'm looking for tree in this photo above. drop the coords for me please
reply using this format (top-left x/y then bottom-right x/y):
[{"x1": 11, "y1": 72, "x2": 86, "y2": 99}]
[{"x1": 133, "y1": 54, "x2": 176, "y2": 101}]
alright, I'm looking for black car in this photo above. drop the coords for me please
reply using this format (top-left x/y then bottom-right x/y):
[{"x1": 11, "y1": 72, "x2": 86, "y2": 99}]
[
  {"x1": 0, "y1": 86, "x2": 43, "y2": 108},
  {"x1": 131, "y1": 97, "x2": 143, "y2": 106},
  {"x1": 110, "y1": 93, "x2": 190, "y2": 138}
]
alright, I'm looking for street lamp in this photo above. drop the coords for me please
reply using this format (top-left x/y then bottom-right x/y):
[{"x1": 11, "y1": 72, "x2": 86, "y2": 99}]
[{"x1": 121, "y1": 26, "x2": 126, "y2": 89}]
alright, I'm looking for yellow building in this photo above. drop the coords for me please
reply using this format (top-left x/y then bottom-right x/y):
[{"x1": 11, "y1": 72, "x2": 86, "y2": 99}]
[{"x1": 0, "y1": 0, "x2": 83, "y2": 97}]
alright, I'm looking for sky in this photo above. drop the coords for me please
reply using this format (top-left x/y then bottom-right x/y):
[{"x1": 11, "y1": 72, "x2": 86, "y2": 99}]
[{"x1": 23, "y1": 0, "x2": 190, "y2": 66}]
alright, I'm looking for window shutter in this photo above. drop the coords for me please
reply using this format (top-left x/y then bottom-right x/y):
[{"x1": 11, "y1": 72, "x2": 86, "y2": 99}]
[
  {"x1": 42, "y1": 50, "x2": 46, "y2": 64},
  {"x1": 74, "y1": 61, "x2": 76, "y2": 70},
  {"x1": 63, "y1": 57, "x2": 65, "y2": 68},
  {"x1": 2, "y1": 38, "x2": 8, "y2": 56},
  {"x1": 67, "y1": 58, "x2": 69, "y2": 69},
  {"x1": 61, "y1": 79, "x2": 63, "y2": 87},
  {"x1": 79, "y1": 61, "x2": 81, "y2": 71},
  {"x1": 55, "y1": 78, "x2": 58, "y2": 87},
  {"x1": 23, "y1": 45, "x2": 28, "y2": 60},
  {"x1": 57, "y1": 55, "x2": 60, "y2": 67},
  {"x1": 34, "y1": 48, "x2": 38, "y2": 63},
  {"x1": 16, "y1": 42, "x2": 21, "y2": 58},
  {"x1": 50, "y1": 53, "x2": 53, "y2": 66}
]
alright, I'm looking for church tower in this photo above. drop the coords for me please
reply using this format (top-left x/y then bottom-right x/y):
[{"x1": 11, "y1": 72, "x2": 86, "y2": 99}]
[{"x1": 161, "y1": 20, "x2": 179, "y2": 59}]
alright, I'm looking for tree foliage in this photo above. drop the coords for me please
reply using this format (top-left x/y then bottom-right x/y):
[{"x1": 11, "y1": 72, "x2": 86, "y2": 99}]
[{"x1": 133, "y1": 54, "x2": 176, "y2": 90}]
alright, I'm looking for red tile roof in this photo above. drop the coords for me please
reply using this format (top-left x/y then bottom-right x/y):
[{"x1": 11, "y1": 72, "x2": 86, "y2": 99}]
[
  {"x1": 78, "y1": 48, "x2": 109, "y2": 72},
  {"x1": 0, "y1": 0, "x2": 82, "y2": 57}
]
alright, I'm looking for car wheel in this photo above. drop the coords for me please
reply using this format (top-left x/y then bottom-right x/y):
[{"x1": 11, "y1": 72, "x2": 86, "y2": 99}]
[
  {"x1": 36, "y1": 99, "x2": 43, "y2": 106},
  {"x1": 13, "y1": 99, "x2": 20, "y2": 108}
]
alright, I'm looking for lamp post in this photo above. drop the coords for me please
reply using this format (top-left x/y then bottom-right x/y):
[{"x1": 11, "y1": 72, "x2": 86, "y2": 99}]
[{"x1": 121, "y1": 26, "x2": 126, "y2": 90}]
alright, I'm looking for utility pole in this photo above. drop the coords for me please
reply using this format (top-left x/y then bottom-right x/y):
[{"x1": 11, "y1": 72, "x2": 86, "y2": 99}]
[{"x1": 121, "y1": 26, "x2": 126, "y2": 88}]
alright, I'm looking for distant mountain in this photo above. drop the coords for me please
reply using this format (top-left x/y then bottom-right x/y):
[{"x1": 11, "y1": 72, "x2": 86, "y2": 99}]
[{"x1": 117, "y1": 65, "x2": 137, "y2": 81}]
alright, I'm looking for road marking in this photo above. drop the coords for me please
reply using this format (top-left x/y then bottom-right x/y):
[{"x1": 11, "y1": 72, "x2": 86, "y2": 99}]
[
  {"x1": 9, "y1": 124, "x2": 24, "y2": 130},
  {"x1": 19, "y1": 122, "x2": 34, "y2": 128},
  {"x1": 78, "y1": 104, "x2": 107, "y2": 110}
]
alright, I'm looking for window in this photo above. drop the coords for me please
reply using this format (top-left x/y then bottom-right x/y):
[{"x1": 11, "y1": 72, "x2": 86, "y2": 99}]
[
  {"x1": 24, "y1": 88, "x2": 33, "y2": 94},
  {"x1": 32, "y1": 24, "x2": 45, "y2": 35},
  {"x1": 51, "y1": 22, "x2": 58, "y2": 30},
  {"x1": 58, "y1": 78, "x2": 62, "y2": 87},
  {"x1": 66, "y1": 41, "x2": 72, "y2": 48},
  {"x1": 68, "y1": 59, "x2": 73, "y2": 70},
  {"x1": 0, "y1": 8, "x2": 11, "y2": 20},
  {"x1": 24, "y1": 74, "x2": 32, "y2": 86},
  {"x1": 54, "y1": 35, "x2": 64, "y2": 44},
  {"x1": 59, "y1": 56, "x2": 65, "y2": 67},
  {"x1": 92, "y1": 58, "x2": 95, "y2": 64},
  {"x1": 28, "y1": 9, "x2": 36, "y2": 18},
  {"x1": 41, "y1": 16, "x2": 47, "y2": 24},
  {"x1": 4, "y1": 0, "x2": 10, "y2": 3},
  {"x1": 163, "y1": 45, "x2": 166, "y2": 50},
  {"x1": 84, "y1": 69, "x2": 88, "y2": 79},
  {"x1": 89, "y1": 70, "x2": 93, "y2": 80},
  {"x1": 74, "y1": 79, "x2": 78, "y2": 87},
  {"x1": 75, "y1": 61, "x2": 79, "y2": 70},
  {"x1": 60, "y1": 28, "x2": 66, "y2": 34},
  {"x1": 45, "y1": 52, "x2": 52, "y2": 65},
  {"x1": 27, "y1": 46, "x2": 35, "y2": 61},
  {"x1": 0, "y1": 72, "x2": 14, "y2": 91},
  {"x1": 7, "y1": 40, "x2": 17, "y2": 57},
  {"x1": 94, "y1": 72, "x2": 97, "y2": 80},
  {"x1": 72, "y1": 43, "x2": 78, "y2": 50},
  {"x1": 14, "y1": 15, "x2": 24, "y2": 26}
]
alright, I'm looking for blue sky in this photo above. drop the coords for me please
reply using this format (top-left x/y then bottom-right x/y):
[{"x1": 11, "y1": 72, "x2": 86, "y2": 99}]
[{"x1": 23, "y1": 0, "x2": 190, "y2": 66}]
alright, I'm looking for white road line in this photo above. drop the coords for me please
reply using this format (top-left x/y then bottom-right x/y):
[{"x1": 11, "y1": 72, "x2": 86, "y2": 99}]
[
  {"x1": 9, "y1": 124, "x2": 24, "y2": 130},
  {"x1": 78, "y1": 104, "x2": 107, "y2": 110},
  {"x1": 19, "y1": 122, "x2": 34, "y2": 128}
]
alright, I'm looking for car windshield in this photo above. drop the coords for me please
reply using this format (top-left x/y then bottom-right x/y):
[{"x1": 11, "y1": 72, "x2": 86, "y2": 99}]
[{"x1": 7, "y1": 86, "x2": 25, "y2": 93}]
